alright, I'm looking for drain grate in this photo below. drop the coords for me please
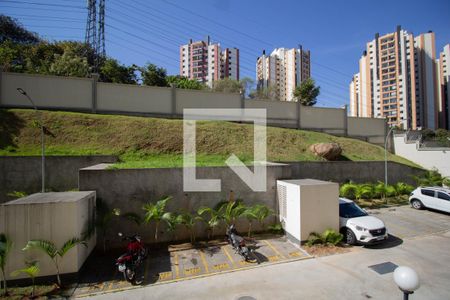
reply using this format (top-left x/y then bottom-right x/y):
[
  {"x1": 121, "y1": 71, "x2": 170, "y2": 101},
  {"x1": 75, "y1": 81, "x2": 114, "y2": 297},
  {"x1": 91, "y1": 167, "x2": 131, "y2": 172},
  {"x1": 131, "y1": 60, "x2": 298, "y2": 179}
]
[{"x1": 368, "y1": 262, "x2": 398, "y2": 275}]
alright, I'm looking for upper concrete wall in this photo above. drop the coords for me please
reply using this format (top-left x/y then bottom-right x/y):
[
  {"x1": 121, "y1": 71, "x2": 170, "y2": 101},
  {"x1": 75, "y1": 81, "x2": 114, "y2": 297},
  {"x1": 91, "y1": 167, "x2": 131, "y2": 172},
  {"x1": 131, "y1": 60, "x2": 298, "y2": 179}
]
[
  {"x1": 300, "y1": 106, "x2": 345, "y2": 133},
  {"x1": 0, "y1": 155, "x2": 117, "y2": 203},
  {"x1": 0, "y1": 71, "x2": 386, "y2": 141},
  {"x1": 393, "y1": 134, "x2": 450, "y2": 177},
  {"x1": 348, "y1": 116, "x2": 386, "y2": 137},
  {"x1": 97, "y1": 82, "x2": 172, "y2": 114},
  {"x1": 1, "y1": 72, "x2": 92, "y2": 110}
]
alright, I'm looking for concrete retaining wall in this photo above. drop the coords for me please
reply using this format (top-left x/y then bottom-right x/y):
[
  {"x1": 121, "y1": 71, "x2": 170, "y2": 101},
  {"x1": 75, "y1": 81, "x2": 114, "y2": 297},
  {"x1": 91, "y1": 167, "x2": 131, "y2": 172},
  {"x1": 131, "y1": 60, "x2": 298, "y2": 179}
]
[
  {"x1": 0, "y1": 155, "x2": 117, "y2": 203},
  {"x1": 287, "y1": 161, "x2": 425, "y2": 185},
  {"x1": 79, "y1": 163, "x2": 292, "y2": 246}
]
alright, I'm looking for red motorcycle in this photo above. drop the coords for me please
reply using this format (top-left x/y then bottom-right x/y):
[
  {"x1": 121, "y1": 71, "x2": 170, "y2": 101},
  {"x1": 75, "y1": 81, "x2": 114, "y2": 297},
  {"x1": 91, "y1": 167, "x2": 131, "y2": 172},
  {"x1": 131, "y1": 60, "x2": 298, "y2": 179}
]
[{"x1": 116, "y1": 233, "x2": 148, "y2": 284}]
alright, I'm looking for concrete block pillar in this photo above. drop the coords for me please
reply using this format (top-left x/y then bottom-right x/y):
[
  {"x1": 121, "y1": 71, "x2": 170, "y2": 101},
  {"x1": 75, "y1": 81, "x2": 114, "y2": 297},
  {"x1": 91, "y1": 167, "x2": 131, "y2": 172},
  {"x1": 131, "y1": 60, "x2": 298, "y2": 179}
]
[
  {"x1": 171, "y1": 84, "x2": 177, "y2": 118},
  {"x1": 343, "y1": 104, "x2": 348, "y2": 136},
  {"x1": 240, "y1": 90, "x2": 245, "y2": 109},
  {"x1": 91, "y1": 73, "x2": 99, "y2": 113},
  {"x1": 297, "y1": 101, "x2": 302, "y2": 129}
]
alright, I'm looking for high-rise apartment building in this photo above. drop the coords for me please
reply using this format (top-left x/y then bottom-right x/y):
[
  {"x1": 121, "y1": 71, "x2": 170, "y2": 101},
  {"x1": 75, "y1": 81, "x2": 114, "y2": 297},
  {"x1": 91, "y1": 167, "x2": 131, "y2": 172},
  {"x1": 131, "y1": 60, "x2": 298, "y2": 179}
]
[
  {"x1": 349, "y1": 26, "x2": 439, "y2": 129},
  {"x1": 256, "y1": 46, "x2": 310, "y2": 101},
  {"x1": 437, "y1": 44, "x2": 450, "y2": 129},
  {"x1": 179, "y1": 36, "x2": 239, "y2": 87}
]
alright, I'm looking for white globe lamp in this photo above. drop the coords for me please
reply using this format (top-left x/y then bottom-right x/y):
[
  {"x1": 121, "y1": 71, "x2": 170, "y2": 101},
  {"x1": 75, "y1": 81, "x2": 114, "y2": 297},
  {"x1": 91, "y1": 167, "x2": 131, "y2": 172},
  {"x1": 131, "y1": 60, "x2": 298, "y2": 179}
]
[{"x1": 393, "y1": 266, "x2": 420, "y2": 299}]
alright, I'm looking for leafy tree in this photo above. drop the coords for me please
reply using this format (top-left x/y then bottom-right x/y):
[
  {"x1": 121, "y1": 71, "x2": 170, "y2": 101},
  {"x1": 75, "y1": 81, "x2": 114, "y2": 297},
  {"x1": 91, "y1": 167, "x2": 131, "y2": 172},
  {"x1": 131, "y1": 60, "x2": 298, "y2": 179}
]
[
  {"x1": 176, "y1": 212, "x2": 197, "y2": 244},
  {"x1": 212, "y1": 78, "x2": 242, "y2": 93},
  {"x1": 143, "y1": 196, "x2": 171, "y2": 242},
  {"x1": 139, "y1": 63, "x2": 167, "y2": 87},
  {"x1": 293, "y1": 78, "x2": 320, "y2": 106},
  {"x1": 23, "y1": 238, "x2": 87, "y2": 287},
  {"x1": 239, "y1": 77, "x2": 254, "y2": 96},
  {"x1": 11, "y1": 261, "x2": 39, "y2": 298},
  {"x1": 49, "y1": 52, "x2": 90, "y2": 77},
  {"x1": 166, "y1": 75, "x2": 204, "y2": 90},
  {"x1": 100, "y1": 58, "x2": 136, "y2": 84},
  {"x1": 0, "y1": 15, "x2": 40, "y2": 44},
  {"x1": 0, "y1": 41, "x2": 26, "y2": 72},
  {"x1": 197, "y1": 207, "x2": 222, "y2": 239},
  {"x1": 249, "y1": 84, "x2": 279, "y2": 101},
  {"x1": 0, "y1": 234, "x2": 12, "y2": 296}
]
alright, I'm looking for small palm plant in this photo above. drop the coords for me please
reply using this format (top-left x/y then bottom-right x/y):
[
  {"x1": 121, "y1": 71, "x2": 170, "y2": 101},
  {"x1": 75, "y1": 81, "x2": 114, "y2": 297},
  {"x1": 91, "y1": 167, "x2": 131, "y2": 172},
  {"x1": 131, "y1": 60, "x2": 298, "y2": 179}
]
[
  {"x1": 11, "y1": 261, "x2": 40, "y2": 297},
  {"x1": 393, "y1": 182, "x2": 414, "y2": 197},
  {"x1": 197, "y1": 207, "x2": 222, "y2": 240},
  {"x1": 143, "y1": 196, "x2": 171, "y2": 242},
  {"x1": 0, "y1": 234, "x2": 12, "y2": 296},
  {"x1": 339, "y1": 183, "x2": 358, "y2": 199},
  {"x1": 254, "y1": 204, "x2": 273, "y2": 231},
  {"x1": 305, "y1": 229, "x2": 343, "y2": 247},
  {"x1": 23, "y1": 238, "x2": 87, "y2": 287},
  {"x1": 162, "y1": 212, "x2": 180, "y2": 241},
  {"x1": 241, "y1": 205, "x2": 259, "y2": 237},
  {"x1": 411, "y1": 169, "x2": 443, "y2": 186},
  {"x1": 354, "y1": 184, "x2": 374, "y2": 201},
  {"x1": 217, "y1": 200, "x2": 246, "y2": 227},
  {"x1": 176, "y1": 212, "x2": 197, "y2": 244},
  {"x1": 96, "y1": 199, "x2": 120, "y2": 252}
]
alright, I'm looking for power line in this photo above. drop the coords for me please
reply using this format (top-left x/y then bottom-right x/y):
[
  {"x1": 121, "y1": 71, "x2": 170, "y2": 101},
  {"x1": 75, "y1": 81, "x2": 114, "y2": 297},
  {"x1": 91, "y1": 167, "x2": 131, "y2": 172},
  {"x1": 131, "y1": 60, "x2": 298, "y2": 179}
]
[{"x1": 0, "y1": 0, "x2": 84, "y2": 9}]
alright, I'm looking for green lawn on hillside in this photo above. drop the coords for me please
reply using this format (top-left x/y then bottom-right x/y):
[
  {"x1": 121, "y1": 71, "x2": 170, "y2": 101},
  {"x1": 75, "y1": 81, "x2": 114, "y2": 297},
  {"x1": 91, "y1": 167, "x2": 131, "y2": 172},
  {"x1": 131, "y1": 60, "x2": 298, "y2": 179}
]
[{"x1": 0, "y1": 109, "x2": 419, "y2": 168}]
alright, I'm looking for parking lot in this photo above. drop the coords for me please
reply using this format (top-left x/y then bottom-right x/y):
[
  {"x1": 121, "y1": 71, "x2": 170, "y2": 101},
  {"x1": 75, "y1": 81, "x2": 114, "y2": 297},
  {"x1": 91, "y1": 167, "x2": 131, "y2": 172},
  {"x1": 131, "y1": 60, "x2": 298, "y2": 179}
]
[
  {"x1": 367, "y1": 205, "x2": 450, "y2": 239},
  {"x1": 73, "y1": 235, "x2": 310, "y2": 297},
  {"x1": 72, "y1": 205, "x2": 450, "y2": 298}
]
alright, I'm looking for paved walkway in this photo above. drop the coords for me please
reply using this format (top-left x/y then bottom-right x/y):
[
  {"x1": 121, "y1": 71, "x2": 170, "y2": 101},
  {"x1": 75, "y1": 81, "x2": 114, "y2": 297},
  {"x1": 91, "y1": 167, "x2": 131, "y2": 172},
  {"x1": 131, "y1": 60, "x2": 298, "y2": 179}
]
[{"x1": 85, "y1": 230, "x2": 450, "y2": 300}]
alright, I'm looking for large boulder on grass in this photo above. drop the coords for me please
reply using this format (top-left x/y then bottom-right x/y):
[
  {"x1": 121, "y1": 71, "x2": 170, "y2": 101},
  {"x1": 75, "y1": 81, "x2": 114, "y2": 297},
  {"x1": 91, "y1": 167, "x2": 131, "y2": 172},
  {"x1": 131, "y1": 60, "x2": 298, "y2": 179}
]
[{"x1": 309, "y1": 143, "x2": 342, "y2": 160}]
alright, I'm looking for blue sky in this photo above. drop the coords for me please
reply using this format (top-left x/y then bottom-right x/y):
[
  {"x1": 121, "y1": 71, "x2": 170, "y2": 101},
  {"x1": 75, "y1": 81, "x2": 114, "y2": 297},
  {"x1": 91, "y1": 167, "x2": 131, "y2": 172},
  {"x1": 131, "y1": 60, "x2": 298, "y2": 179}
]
[{"x1": 1, "y1": 0, "x2": 449, "y2": 107}]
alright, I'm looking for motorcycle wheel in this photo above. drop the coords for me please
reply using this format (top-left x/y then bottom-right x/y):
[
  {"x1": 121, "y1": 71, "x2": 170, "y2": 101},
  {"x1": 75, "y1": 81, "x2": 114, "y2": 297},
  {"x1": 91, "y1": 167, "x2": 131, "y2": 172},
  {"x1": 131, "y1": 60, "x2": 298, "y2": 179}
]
[{"x1": 124, "y1": 267, "x2": 135, "y2": 282}]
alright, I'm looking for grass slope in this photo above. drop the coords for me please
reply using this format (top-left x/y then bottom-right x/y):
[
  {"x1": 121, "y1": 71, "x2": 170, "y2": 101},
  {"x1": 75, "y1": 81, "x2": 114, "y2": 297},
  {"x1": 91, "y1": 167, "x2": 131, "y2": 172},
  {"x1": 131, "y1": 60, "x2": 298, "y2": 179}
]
[{"x1": 0, "y1": 109, "x2": 418, "y2": 168}]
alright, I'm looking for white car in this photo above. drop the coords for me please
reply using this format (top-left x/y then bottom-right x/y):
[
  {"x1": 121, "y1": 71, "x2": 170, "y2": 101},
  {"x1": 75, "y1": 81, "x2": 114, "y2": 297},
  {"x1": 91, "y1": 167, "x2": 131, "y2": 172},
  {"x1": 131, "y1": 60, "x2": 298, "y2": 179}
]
[
  {"x1": 339, "y1": 198, "x2": 388, "y2": 245},
  {"x1": 409, "y1": 187, "x2": 450, "y2": 213}
]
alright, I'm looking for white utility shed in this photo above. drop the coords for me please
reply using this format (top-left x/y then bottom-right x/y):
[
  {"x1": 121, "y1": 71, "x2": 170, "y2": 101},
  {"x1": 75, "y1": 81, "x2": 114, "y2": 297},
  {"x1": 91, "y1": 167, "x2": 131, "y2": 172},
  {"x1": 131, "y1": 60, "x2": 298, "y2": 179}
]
[{"x1": 277, "y1": 179, "x2": 339, "y2": 244}]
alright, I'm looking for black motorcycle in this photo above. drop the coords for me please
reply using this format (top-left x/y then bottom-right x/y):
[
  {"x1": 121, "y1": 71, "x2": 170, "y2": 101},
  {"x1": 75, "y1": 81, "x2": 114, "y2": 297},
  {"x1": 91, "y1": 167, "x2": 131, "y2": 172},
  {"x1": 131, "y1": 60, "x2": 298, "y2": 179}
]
[
  {"x1": 226, "y1": 224, "x2": 259, "y2": 263},
  {"x1": 115, "y1": 233, "x2": 148, "y2": 285}
]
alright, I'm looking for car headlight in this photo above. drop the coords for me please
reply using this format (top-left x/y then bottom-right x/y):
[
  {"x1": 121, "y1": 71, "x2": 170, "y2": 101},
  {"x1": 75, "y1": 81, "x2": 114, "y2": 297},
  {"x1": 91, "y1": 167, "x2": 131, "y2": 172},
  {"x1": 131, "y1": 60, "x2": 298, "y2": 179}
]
[{"x1": 355, "y1": 225, "x2": 368, "y2": 232}]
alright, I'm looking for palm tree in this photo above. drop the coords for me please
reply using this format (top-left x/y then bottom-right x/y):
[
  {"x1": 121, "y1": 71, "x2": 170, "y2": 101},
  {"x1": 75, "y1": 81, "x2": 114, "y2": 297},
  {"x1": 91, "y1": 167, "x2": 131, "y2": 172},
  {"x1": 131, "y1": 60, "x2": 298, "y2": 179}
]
[
  {"x1": 253, "y1": 205, "x2": 273, "y2": 231},
  {"x1": 217, "y1": 200, "x2": 246, "y2": 227},
  {"x1": 23, "y1": 238, "x2": 87, "y2": 287},
  {"x1": 393, "y1": 182, "x2": 414, "y2": 197},
  {"x1": 339, "y1": 183, "x2": 358, "y2": 199},
  {"x1": 411, "y1": 169, "x2": 443, "y2": 186},
  {"x1": 197, "y1": 207, "x2": 222, "y2": 240},
  {"x1": 0, "y1": 234, "x2": 12, "y2": 296},
  {"x1": 241, "y1": 206, "x2": 259, "y2": 237},
  {"x1": 176, "y1": 212, "x2": 197, "y2": 244},
  {"x1": 11, "y1": 261, "x2": 39, "y2": 297},
  {"x1": 162, "y1": 212, "x2": 180, "y2": 241},
  {"x1": 95, "y1": 199, "x2": 120, "y2": 252},
  {"x1": 142, "y1": 196, "x2": 171, "y2": 242},
  {"x1": 354, "y1": 184, "x2": 374, "y2": 201}
]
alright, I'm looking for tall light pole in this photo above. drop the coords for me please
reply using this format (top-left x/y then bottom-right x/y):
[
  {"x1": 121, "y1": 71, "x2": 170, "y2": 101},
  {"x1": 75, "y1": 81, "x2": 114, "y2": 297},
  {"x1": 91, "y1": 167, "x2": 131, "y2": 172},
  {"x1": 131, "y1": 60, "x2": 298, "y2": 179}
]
[
  {"x1": 384, "y1": 126, "x2": 395, "y2": 188},
  {"x1": 17, "y1": 88, "x2": 45, "y2": 193}
]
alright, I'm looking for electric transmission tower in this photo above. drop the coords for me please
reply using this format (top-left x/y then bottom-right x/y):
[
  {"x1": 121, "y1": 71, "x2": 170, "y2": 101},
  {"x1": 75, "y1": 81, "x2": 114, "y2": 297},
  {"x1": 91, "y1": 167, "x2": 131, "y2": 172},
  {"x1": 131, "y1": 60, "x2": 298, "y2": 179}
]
[{"x1": 85, "y1": 0, "x2": 106, "y2": 73}]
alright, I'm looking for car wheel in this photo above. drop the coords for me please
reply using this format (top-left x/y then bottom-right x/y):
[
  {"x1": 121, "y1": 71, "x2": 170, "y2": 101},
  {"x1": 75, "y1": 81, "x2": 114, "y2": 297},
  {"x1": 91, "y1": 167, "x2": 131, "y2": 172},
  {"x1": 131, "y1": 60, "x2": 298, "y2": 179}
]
[
  {"x1": 411, "y1": 199, "x2": 424, "y2": 210},
  {"x1": 345, "y1": 228, "x2": 357, "y2": 245}
]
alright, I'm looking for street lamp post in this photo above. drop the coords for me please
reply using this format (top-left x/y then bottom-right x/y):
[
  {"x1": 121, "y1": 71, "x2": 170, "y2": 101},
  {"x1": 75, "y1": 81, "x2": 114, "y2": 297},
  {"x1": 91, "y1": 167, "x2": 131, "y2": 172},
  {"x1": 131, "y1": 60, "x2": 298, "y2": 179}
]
[
  {"x1": 17, "y1": 88, "x2": 45, "y2": 193},
  {"x1": 384, "y1": 126, "x2": 395, "y2": 188},
  {"x1": 393, "y1": 266, "x2": 420, "y2": 299}
]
